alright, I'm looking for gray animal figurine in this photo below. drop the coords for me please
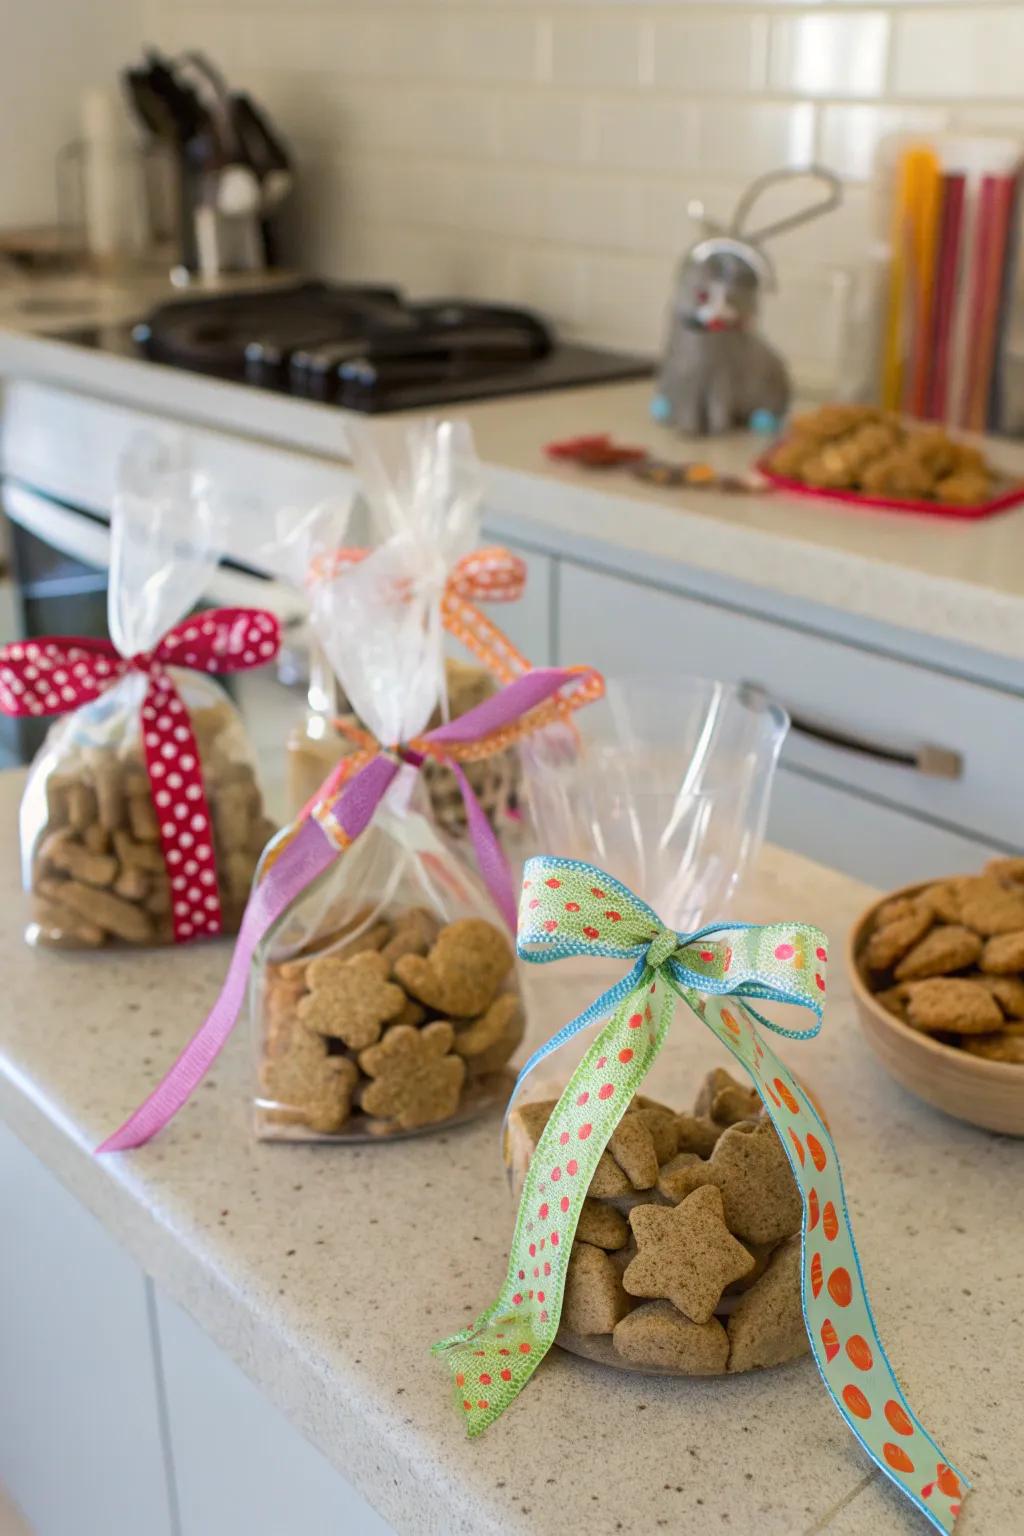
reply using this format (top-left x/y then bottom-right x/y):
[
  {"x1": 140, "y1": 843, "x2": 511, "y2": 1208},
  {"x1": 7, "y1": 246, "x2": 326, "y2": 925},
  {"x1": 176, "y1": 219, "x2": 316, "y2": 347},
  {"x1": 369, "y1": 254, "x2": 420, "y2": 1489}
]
[{"x1": 654, "y1": 166, "x2": 842, "y2": 438}]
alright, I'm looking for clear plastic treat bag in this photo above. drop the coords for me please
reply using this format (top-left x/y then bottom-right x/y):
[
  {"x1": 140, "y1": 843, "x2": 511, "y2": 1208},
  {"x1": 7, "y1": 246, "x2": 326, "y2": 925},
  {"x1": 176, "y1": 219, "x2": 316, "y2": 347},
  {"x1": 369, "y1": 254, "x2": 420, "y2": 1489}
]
[
  {"x1": 0, "y1": 433, "x2": 280, "y2": 949},
  {"x1": 434, "y1": 687, "x2": 970, "y2": 1536},
  {"x1": 252, "y1": 419, "x2": 602, "y2": 1141},
  {"x1": 96, "y1": 419, "x2": 603, "y2": 1152},
  {"x1": 282, "y1": 451, "x2": 525, "y2": 840},
  {"x1": 500, "y1": 676, "x2": 806, "y2": 1376}
]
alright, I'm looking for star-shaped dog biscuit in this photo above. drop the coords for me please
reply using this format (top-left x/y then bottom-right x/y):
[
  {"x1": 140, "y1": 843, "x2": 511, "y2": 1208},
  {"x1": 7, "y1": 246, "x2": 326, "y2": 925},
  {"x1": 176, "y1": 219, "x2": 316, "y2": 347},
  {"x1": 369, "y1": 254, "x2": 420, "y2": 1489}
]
[{"x1": 623, "y1": 1185, "x2": 755, "y2": 1324}]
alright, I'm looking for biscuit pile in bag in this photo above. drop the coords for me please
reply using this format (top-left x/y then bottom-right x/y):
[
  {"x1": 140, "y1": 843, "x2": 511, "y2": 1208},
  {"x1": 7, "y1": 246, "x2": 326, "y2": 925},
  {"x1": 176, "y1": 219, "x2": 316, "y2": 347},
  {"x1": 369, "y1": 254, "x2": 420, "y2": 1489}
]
[
  {"x1": 505, "y1": 678, "x2": 794, "y2": 1370},
  {"x1": 11, "y1": 434, "x2": 276, "y2": 948},
  {"x1": 254, "y1": 421, "x2": 525, "y2": 1139},
  {"x1": 29, "y1": 694, "x2": 273, "y2": 947},
  {"x1": 506, "y1": 1068, "x2": 808, "y2": 1374}
]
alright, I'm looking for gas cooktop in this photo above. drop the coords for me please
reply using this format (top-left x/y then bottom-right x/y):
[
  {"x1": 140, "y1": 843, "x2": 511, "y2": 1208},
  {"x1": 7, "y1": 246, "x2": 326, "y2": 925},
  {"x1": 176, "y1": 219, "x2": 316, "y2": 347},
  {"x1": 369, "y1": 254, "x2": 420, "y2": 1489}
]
[{"x1": 57, "y1": 280, "x2": 652, "y2": 412}]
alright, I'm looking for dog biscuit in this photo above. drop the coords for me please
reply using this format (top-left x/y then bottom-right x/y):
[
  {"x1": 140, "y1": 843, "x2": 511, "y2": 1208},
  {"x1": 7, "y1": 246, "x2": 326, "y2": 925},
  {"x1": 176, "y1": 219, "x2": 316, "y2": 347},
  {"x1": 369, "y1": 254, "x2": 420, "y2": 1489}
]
[
  {"x1": 625, "y1": 1186, "x2": 755, "y2": 1324},
  {"x1": 358, "y1": 1021, "x2": 466, "y2": 1130},
  {"x1": 904, "y1": 978, "x2": 1003, "y2": 1036},
  {"x1": 394, "y1": 917, "x2": 512, "y2": 1017},
  {"x1": 299, "y1": 950, "x2": 406, "y2": 1050},
  {"x1": 894, "y1": 924, "x2": 981, "y2": 981},
  {"x1": 561, "y1": 1242, "x2": 630, "y2": 1335},
  {"x1": 612, "y1": 1301, "x2": 729, "y2": 1374},
  {"x1": 726, "y1": 1236, "x2": 808, "y2": 1371}
]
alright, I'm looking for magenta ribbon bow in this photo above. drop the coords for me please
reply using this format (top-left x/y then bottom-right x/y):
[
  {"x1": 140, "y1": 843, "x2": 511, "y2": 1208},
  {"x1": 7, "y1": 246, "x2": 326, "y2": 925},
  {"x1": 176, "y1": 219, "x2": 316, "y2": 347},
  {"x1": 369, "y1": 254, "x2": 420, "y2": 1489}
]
[
  {"x1": 98, "y1": 664, "x2": 597, "y2": 1151},
  {"x1": 0, "y1": 611, "x2": 282, "y2": 943}
]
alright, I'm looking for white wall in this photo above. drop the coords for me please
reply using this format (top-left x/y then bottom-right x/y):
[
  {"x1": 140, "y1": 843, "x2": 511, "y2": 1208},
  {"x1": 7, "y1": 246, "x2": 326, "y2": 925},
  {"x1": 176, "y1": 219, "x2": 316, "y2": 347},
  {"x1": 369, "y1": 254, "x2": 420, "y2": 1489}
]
[
  {"x1": 8, "y1": 2, "x2": 1024, "y2": 392},
  {"x1": 0, "y1": 0, "x2": 144, "y2": 229},
  {"x1": 140, "y1": 1, "x2": 1024, "y2": 391}
]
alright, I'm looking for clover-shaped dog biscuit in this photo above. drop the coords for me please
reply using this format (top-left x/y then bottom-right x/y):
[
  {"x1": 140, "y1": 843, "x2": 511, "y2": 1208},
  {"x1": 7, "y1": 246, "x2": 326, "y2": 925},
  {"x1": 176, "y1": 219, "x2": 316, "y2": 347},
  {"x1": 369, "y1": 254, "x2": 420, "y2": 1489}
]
[
  {"x1": 298, "y1": 950, "x2": 406, "y2": 1050},
  {"x1": 451, "y1": 993, "x2": 522, "y2": 1075},
  {"x1": 358, "y1": 1021, "x2": 466, "y2": 1130},
  {"x1": 260, "y1": 1029, "x2": 359, "y2": 1135},
  {"x1": 394, "y1": 918, "x2": 512, "y2": 1017}
]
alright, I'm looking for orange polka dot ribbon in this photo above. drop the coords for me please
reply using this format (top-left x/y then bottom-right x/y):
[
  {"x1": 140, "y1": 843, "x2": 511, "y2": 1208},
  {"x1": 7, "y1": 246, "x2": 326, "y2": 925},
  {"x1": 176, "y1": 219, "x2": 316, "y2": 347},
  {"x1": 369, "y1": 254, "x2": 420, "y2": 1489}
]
[
  {"x1": 433, "y1": 857, "x2": 968, "y2": 1533},
  {"x1": 0, "y1": 611, "x2": 281, "y2": 944}
]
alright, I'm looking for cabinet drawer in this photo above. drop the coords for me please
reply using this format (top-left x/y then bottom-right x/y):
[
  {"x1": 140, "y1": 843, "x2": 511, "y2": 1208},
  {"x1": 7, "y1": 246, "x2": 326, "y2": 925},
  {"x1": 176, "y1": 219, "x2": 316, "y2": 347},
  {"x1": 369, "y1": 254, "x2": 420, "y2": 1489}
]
[
  {"x1": 770, "y1": 767, "x2": 1004, "y2": 890},
  {"x1": 558, "y1": 562, "x2": 1023, "y2": 852}
]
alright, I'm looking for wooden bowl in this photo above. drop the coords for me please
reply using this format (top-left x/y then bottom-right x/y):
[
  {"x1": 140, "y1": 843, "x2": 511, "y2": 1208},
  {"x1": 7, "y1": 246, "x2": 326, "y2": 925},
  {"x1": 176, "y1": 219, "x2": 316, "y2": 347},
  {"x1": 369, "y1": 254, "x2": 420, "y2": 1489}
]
[{"x1": 847, "y1": 882, "x2": 1024, "y2": 1137}]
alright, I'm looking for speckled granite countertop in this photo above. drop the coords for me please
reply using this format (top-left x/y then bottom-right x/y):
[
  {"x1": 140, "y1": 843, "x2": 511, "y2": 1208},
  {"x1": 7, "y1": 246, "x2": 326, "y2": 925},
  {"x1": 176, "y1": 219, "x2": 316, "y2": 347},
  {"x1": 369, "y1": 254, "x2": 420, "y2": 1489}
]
[{"x1": 0, "y1": 767, "x2": 1018, "y2": 1535}]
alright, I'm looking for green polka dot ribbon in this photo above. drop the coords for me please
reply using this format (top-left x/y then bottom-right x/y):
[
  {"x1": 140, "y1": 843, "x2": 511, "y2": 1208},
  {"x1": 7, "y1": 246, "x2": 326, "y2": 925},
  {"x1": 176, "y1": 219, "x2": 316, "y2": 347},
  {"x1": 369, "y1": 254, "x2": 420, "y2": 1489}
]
[{"x1": 433, "y1": 857, "x2": 967, "y2": 1534}]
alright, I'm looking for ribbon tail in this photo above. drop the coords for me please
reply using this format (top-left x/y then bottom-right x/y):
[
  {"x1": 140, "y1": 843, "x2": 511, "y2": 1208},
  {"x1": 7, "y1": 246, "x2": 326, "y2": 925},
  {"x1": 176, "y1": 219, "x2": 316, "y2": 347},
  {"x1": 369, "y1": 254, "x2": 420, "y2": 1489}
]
[
  {"x1": 316, "y1": 752, "x2": 399, "y2": 846},
  {"x1": 448, "y1": 760, "x2": 516, "y2": 932},
  {"x1": 504, "y1": 956, "x2": 648, "y2": 1130},
  {"x1": 97, "y1": 817, "x2": 334, "y2": 1151},
  {"x1": 696, "y1": 994, "x2": 969, "y2": 1534},
  {"x1": 433, "y1": 966, "x2": 675, "y2": 1436}
]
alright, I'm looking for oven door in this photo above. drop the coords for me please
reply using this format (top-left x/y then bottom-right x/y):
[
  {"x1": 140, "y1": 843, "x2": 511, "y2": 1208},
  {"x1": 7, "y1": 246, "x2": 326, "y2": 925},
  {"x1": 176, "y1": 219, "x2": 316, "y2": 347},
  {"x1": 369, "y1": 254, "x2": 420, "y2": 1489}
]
[{"x1": 1, "y1": 478, "x2": 306, "y2": 762}]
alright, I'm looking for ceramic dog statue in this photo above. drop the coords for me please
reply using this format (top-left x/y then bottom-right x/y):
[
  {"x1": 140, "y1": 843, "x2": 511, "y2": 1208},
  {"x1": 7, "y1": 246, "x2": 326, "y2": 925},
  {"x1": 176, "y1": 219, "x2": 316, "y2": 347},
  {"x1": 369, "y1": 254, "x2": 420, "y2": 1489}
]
[
  {"x1": 655, "y1": 238, "x2": 790, "y2": 437},
  {"x1": 653, "y1": 167, "x2": 842, "y2": 438}
]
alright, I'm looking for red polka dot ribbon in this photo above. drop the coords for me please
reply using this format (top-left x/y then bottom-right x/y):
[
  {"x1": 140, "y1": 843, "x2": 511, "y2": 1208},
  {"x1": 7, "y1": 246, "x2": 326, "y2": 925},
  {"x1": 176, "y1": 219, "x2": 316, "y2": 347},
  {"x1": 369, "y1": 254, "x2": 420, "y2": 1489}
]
[
  {"x1": 433, "y1": 857, "x2": 967, "y2": 1534},
  {"x1": 0, "y1": 609, "x2": 281, "y2": 943}
]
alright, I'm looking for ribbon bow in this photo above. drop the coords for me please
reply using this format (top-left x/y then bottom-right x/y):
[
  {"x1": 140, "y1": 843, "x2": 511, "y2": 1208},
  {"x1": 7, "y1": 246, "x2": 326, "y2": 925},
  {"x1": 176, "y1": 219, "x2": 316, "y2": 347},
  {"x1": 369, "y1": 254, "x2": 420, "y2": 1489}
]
[
  {"x1": 0, "y1": 611, "x2": 281, "y2": 943},
  {"x1": 99, "y1": 667, "x2": 602, "y2": 1152},
  {"x1": 314, "y1": 545, "x2": 531, "y2": 688},
  {"x1": 433, "y1": 857, "x2": 967, "y2": 1536}
]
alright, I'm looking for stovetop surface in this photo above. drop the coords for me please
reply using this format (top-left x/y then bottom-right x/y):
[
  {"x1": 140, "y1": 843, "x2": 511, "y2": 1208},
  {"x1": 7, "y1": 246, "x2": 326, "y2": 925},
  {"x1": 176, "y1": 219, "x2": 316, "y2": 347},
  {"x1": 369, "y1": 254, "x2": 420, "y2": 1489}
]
[{"x1": 55, "y1": 279, "x2": 652, "y2": 412}]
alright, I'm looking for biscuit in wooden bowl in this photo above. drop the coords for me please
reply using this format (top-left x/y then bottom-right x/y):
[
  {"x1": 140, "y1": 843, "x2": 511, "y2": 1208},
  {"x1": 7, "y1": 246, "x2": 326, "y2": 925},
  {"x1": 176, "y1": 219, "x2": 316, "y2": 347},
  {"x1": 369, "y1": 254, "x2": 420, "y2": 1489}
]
[{"x1": 848, "y1": 876, "x2": 1024, "y2": 1136}]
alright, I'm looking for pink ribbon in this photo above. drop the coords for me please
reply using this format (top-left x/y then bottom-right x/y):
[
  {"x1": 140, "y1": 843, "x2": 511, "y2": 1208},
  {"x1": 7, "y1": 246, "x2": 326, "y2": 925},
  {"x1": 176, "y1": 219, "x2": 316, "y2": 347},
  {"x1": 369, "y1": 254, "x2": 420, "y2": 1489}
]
[{"x1": 99, "y1": 666, "x2": 592, "y2": 1151}]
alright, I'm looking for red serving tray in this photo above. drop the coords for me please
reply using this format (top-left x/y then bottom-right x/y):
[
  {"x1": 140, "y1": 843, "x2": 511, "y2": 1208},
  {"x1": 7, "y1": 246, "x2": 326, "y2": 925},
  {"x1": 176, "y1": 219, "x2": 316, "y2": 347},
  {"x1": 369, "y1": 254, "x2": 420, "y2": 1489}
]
[{"x1": 758, "y1": 447, "x2": 1024, "y2": 521}]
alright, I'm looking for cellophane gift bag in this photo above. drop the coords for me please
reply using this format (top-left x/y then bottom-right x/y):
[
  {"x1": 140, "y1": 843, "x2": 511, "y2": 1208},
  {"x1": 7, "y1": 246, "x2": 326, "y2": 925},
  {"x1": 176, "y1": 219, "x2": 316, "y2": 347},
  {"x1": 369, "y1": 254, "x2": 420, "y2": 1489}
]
[
  {"x1": 504, "y1": 676, "x2": 810, "y2": 1376},
  {"x1": 0, "y1": 433, "x2": 279, "y2": 949},
  {"x1": 433, "y1": 681, "x2": 970, "y2": 1536},
  {"x1": 275, "y1": 449, "x2": 523, "y2": 838},
  {"x1": 253, "y1": 421, "x2": 549, "y2": 1141}
]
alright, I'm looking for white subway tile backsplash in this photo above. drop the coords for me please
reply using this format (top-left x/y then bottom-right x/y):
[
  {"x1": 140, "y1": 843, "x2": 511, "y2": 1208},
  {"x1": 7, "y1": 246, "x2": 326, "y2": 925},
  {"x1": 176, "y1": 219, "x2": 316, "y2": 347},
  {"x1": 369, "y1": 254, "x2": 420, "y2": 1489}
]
[
  {"x1": 506, "y1": 248, "x2": 591, "y2": 332},
  {"x1": 894, "y1": 7, "x2": 1024, "y2": 100},
  {"x1": 650, "y1": 14, "x2": 769, "y2": 95},
  {"x1": 590, "y1": 98, "x2": 700, "y2": 173},
  {"x1": 537, "y1": 174, "x2": 646, "y2": 252},
  {"x1": 150, "y1": 0, "x2": 1024, "y2": 390},
  {"x1": 580, "y1": 251, "x2": 673, "y2": 351},
  {"x1": 548, "y1": 17, "x2": 649, "y2": 88},
  {"x1": 496, "y1": 93, "x2": 591, "y2": 165},
  {"x1": 818, "y1": 103, "x2": 949, "y2": 182},
  {"x1": 770, "y1": 12, "x2": 890, "y2": 99},
  {"x1": 444, "y1": 15, "x2": 545, "y2": 84},
  {"x1": 697, "y1": 102, "x2": 817, "y2": 178}
]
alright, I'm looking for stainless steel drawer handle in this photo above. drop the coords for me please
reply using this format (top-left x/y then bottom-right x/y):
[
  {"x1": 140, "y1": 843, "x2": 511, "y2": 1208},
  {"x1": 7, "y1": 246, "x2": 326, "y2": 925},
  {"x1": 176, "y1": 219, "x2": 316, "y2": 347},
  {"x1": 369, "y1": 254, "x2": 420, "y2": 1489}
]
[{"x1": 742, "y1": 683, "x2": 963, "y2": 779}]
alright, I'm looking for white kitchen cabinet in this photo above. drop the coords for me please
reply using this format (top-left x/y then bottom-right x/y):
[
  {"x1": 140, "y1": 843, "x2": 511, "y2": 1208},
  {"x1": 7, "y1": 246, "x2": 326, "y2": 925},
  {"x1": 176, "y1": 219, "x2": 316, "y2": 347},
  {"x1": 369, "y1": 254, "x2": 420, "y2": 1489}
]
[
  {"x1": 479, "y1": 526, "x2": 554, "y2": 666},
  {"x1": 769, "y1": 767, "x2": 1002, "y2": 890},
  {"x1": 154, "y1": 1291, "x2": 394, "y2": 1536},
  {"x1": 0, "y1": 1122, "x2": 174, "y2": 1536},
  {"x1": 557, "y1": 559, "x2": 1021, "y2": 886}
]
